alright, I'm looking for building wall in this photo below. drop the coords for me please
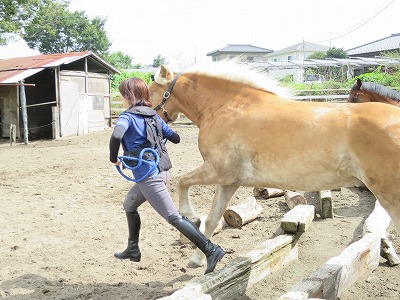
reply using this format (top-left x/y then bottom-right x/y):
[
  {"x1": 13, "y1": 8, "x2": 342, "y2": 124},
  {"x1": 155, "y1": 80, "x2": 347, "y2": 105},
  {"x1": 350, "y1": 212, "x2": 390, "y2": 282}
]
[
  {"x1": 0, "y1": 86, "x2": 19, "y2": 138},
  {"x1": 59, "y1": 70, "x2": 110, "y2": 137},
  {"x1": 266, "y1": 50, "x2": 316, "y2": 62},
  {"x1": 212, "y1": 53, "x2": 269, "y2": 63}
]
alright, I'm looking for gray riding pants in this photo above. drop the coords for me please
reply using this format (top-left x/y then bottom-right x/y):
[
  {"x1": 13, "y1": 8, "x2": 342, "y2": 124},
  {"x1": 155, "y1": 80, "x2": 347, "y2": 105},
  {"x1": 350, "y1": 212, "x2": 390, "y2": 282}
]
[{"x1": 123, "y1": 171, "x2": 180, "y2": 222}]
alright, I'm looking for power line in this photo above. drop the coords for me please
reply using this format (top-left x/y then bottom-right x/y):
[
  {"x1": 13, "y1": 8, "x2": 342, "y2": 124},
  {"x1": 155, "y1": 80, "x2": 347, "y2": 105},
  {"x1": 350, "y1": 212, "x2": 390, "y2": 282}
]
[{"x1": 310, "y1": 0, "x2": 395, "y2": 44}]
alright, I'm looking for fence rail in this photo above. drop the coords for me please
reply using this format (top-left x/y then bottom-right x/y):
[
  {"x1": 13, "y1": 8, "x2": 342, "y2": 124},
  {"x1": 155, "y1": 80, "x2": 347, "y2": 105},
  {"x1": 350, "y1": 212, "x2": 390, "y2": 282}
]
[{"x1": 110, "y1": 91, "x2": 351, "y2": 119}]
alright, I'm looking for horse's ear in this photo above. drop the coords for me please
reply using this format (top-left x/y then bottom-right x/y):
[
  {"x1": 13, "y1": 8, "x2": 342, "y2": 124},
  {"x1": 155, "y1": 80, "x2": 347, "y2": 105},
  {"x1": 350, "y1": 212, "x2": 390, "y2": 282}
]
[
  {"x1": 356, "y1": 78, "x2": 362, "y2": 89},
  {"x1": 160, "y1": 65, "x2": 168, "y2": 79}
]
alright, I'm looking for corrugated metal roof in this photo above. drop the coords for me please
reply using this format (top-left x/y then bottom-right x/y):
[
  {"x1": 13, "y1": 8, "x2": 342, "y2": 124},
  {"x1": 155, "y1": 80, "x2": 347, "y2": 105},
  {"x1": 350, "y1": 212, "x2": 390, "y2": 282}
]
[
  {"x1": 0, "y1": 51, "x2": 120, "y2": 84},
  {"x1": 347, "y1": 33, "x2": 400, "y2": 56},
  {"x1": 207, "y1": 44, "x2": 273, "y2": 56}
]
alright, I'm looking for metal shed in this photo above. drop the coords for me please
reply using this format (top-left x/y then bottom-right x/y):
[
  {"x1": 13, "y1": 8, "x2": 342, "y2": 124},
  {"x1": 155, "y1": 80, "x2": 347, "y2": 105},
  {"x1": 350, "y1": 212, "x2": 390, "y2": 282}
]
[{"x1": 0, "y1": 51, "x2": 120, "y2": 142}]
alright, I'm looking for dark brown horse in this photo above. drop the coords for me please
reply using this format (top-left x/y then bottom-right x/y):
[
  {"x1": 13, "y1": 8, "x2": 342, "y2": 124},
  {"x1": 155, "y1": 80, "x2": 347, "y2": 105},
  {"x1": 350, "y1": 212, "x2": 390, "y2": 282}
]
[{"x1": 348, "y1": 79, "x2": 400, "y2": 107}]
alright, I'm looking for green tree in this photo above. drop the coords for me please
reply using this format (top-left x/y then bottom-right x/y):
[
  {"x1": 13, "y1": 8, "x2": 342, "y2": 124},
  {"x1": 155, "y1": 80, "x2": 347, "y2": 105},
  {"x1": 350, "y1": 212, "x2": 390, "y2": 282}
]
[
  {"x1": 104, "y1": 51, "x2": 133, "y2": 70},
  {"x1": 152, "y1": 54, "x2": 167, "y2": 67},
  {"x1": 23, "y1": 0, "x2": 111, "y2": 54},
  {"x1": 326, "y1": 47, "x2": 348, "y2": 59},
  {"x1": 307, "y1": 51, "x2": 326, "y2": 60},
  {"x1": 0, "y1": 0, "x2": 40, "y2": 45}
]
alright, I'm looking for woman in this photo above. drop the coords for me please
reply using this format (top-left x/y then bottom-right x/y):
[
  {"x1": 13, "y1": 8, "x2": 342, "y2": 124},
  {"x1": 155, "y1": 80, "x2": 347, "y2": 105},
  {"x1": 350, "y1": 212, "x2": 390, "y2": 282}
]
[{"x1": 109, "y1": 77, "x2": 225, "y2": 274}]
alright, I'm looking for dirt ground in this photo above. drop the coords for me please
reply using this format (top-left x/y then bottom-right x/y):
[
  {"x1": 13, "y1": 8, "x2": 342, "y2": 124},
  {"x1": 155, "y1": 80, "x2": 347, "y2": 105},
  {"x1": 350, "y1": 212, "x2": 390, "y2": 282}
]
[{"x1": 1, "y1": 119, "x2": 399, "y2": 300}]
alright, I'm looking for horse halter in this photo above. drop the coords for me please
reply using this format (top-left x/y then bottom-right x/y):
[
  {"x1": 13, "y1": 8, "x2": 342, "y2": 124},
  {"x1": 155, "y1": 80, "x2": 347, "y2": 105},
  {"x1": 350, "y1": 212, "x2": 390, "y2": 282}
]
[{"x1": 153, "y1": 71, "x2": 183, "y2": 123}]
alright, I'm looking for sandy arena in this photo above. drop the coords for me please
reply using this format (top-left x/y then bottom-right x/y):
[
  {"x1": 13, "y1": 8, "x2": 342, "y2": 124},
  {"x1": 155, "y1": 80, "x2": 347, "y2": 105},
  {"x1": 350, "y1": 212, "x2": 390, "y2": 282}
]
[{"x1": 0, "y1": 119, "x2": 399, "y2": 299}]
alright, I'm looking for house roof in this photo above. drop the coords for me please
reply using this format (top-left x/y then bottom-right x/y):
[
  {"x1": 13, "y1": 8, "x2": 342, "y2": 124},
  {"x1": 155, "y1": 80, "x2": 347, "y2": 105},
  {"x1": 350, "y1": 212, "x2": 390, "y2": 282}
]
[
  {"x1": 206, "y1": 44, "x2": 273, "y2": 56},
  {"x1": 253, "y1": 57, "x2": 400, "y2": 69},
  {"x1": 347, "y1": 33, "x2": 400, "y2": 56},
  {"x1": 268, "y1": 41, "x2": 329, "y2": 56},
  {"x1": 0, "y1": 51, "x2": 120, "y2": 84}
]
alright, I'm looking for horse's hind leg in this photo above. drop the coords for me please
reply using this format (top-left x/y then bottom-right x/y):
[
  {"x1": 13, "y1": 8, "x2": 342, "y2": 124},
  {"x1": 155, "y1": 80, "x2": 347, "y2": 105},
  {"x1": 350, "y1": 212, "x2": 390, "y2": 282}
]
[{"x1": 189, "y1": 184, "x2": 238, "y2": 268}]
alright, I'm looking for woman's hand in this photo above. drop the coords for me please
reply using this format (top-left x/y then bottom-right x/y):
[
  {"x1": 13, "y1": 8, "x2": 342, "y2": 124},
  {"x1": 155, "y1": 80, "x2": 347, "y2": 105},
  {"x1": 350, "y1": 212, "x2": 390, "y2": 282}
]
[{"x1": 114, "y1": 161, "x2": 121, "y2": 167}]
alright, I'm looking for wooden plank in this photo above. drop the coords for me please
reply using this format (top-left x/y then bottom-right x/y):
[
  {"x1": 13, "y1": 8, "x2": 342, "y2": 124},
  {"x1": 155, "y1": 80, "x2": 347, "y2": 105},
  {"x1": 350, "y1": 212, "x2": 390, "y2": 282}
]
[
  {"x1": 363, "y1": 200, "x2": 400, "y2": 266},
  {"x1": 278, "y1": 233, "x2": 380, "y2": 300},
  {"x1": 281, "y1": 205, "x2": 315, "y2": 233},
  {"x1": 158, "y1": 234, "x2": 298, "y2": 300}
]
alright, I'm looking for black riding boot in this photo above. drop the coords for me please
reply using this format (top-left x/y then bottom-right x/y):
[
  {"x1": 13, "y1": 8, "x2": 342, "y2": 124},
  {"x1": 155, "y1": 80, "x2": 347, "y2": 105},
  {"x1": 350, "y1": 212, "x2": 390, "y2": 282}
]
[
  {"x1": 114, "y1": 211, "x2": 141, "y2": 262},
  {"x1": 170, "y1": 215, "x2": 225, "y2": 274}
]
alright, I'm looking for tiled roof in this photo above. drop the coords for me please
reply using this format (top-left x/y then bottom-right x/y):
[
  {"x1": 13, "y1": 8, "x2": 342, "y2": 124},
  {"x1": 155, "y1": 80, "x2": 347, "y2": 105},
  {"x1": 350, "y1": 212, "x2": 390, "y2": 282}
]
[
  {"x1": 268, "y1": 41, "x2": 329, "y2": 56},
  {"x1": 347, "y1": 33, "x2": 400, "y2": 56},
  {"x1": 207, "y1": 44, "x2": 273, "y2": 56},
  {"x1": 0, "y1": 51, "x2": 119, "y2": 84}
]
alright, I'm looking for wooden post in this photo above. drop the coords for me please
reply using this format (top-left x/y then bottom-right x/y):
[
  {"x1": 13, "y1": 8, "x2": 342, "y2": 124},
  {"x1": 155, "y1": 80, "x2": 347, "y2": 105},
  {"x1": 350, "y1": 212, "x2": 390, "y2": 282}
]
[
  {"x1": 9, "y1": 124, "x2": 16, "y2": 146},
  {"x1": 319, "y1": 190, "x2": 333, "y2": 218}
]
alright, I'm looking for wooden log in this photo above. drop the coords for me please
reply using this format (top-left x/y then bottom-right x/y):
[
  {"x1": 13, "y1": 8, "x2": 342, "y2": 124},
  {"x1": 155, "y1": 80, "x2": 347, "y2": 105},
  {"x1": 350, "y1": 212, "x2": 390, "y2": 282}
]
[
  {"x1": 278, "y1": 233, "x2": 381, "y2": 300},
  {"x1": 253, "y1": 187, "x2": 285, "y2": 199},
  {"x1": 281, "y1": 204, "x2": 315, "y2": 233},
  {"x1": 319, "y1": 190, "x2": 333, "y2": 219},
  {"x1": 284, "y1": 190, "x2": 307, "y2": 209},
  {"x1": 223, "y1": 196, "x2": 263, "y2": 228},
  {"x1": 363, "y1": 200, "x2": 400, "y2": 266},
  {"x1": 159, "y1": 234, "x2": 299, "y2": 300}
]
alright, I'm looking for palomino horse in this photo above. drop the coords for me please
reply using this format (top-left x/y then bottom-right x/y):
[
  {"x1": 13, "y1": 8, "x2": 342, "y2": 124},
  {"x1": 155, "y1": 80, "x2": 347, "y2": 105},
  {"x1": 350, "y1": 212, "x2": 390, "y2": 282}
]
[
  {"x1": 149, "y1": 62, "x2": 400, "y2": 268},
  {"x1": 348, "y1": 78, "x2": 400, "y2": 106}
]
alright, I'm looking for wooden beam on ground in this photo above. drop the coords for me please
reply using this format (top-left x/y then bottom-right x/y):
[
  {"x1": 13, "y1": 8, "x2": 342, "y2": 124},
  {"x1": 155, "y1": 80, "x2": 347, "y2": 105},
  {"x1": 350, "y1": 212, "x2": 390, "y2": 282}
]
[
  {"x1": 319, "y1": 190, "x2": 333, "y2": 219},
  {"x1": 279, "y1": 199, "x2": 399, "y2": 300},
  {"x1": 223, "y1": 197, "x2": 263, "y2": 228},
  {"x1": 158, "y1": 234, "x2": 299, "y2": 300},
  {"x1": 281, "y1": 205, "x2": 315, "y2": 233},
  {"x1": 363, "y1": 200, "x2": 400, "y2": 266},
  {"x1": 279, "y1": 231, "x2": 381, "y2": 299}
]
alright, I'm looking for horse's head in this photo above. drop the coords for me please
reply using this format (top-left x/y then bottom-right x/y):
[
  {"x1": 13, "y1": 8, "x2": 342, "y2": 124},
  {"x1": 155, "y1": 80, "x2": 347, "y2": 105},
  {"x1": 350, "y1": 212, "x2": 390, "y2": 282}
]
[
  {"x1": 348, "y1": 79, "x2": 371, "y2": 103},
  {"x1": 149, "y1": 65, "x2": 181, "y2": 123}
]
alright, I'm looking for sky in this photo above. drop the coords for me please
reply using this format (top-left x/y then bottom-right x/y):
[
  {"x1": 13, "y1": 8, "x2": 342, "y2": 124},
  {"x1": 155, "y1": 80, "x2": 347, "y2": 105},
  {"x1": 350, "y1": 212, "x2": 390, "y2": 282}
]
[{"x1": 0, "y1": 0, "x2": 399, "y2": 66}]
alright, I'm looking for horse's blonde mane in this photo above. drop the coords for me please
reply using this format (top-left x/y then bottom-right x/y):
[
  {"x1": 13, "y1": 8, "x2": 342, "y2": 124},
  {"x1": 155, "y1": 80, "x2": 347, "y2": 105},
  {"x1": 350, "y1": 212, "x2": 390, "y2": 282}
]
[{"x1": 154, "y1": 61, "x2": 292, "y2": 98}]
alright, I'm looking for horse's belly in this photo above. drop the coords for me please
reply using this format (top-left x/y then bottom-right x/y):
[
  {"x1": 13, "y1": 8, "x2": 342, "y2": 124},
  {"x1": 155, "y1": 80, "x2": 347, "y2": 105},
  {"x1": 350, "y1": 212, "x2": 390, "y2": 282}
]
[{"x1": 236, "y1": 156, "x2": 362, "y2": 191}]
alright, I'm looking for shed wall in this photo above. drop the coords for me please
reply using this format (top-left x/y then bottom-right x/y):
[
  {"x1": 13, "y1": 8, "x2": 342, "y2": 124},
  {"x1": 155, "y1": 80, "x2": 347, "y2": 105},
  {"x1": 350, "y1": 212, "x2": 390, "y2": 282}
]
[{"x1": 0, "y1": 86, "x2": 19, "y2": 138}]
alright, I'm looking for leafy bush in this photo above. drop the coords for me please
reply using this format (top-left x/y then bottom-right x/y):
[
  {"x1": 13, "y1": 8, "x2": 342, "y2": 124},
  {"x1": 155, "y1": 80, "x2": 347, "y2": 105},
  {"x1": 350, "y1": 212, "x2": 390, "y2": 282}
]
[{"x1": 111, "y1": 70, "x2": 153, "y2": 92}]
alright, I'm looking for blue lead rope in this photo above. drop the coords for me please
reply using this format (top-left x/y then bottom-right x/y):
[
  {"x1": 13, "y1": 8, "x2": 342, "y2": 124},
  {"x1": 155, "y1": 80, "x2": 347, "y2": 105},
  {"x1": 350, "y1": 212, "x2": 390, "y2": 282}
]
[{"x1": 116, "y1": 148, "x2": 160, "y2": 182}]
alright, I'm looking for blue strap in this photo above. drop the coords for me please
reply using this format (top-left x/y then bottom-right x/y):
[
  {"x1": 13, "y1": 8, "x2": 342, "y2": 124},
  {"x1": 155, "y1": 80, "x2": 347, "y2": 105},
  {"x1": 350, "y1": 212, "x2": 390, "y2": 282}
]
[{"x1": 115, "y1": 148, "x2": 160, "y2": 182}]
